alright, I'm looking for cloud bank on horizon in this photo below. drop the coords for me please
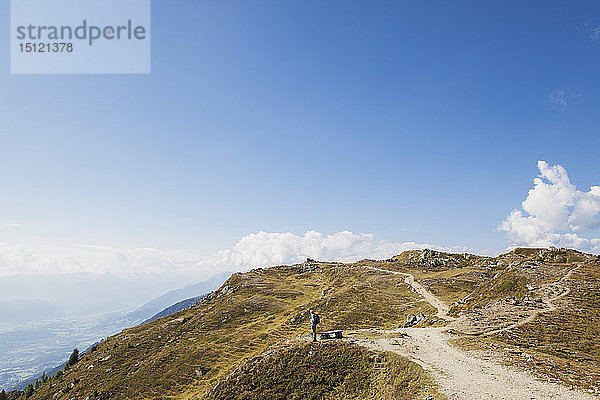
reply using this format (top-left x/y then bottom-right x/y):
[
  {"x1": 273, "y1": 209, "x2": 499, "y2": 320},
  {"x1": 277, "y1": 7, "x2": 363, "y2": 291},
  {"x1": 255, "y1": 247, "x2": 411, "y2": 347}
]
[
  {"x1": 0, "y1": 232, "x2": 468, "y2": 277},
  {"x1": 2, "y1": 161, "x2": 598, "y2": 276},
  {"x1": 203, "y1": 231, "x2": 469, "y2": 269},
  {"x1": 498, "y1": 161, "x2": 600, "y2": 253}
]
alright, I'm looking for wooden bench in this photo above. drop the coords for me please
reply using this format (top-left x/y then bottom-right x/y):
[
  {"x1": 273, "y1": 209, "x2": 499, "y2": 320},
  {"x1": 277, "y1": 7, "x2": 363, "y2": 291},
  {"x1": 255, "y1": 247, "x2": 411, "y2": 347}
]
[{"x1": 319, "y1": 330, "x2": 343, "y2": 340}]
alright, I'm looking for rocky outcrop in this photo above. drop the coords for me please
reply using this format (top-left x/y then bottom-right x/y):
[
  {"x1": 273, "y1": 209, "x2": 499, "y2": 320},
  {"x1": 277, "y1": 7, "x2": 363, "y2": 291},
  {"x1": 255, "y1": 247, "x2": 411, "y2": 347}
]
[{"x1": 404, "y1": 313, "x2": 426, "y2": 327}]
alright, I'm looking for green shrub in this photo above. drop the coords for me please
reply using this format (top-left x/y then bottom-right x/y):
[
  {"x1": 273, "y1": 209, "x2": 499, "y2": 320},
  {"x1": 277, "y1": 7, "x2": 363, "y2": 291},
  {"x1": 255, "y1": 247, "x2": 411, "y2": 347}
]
[
  {"x1": 23, "y1": 384, "x2": 34, "y2": 398},
  {"x1": 209, "y1": 342, "x2": 372, "y2": 400}
]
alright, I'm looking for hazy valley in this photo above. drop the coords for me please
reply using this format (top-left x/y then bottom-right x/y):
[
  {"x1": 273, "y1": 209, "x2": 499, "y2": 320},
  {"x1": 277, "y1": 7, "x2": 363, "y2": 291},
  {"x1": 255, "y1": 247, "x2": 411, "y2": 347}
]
[{"x1": 0, "y1": 272, "x2": 229, "y2": 391}]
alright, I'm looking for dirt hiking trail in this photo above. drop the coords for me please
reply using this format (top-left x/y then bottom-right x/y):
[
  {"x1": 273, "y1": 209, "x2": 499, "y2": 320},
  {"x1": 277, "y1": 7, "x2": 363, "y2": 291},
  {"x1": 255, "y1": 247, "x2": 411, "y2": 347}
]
[
  {"x1": 365, "y1": 266, "x2": 453, "y2": 320},
  {"x1": 358, "y1": 266, "x2": 597, "y2": 400}
]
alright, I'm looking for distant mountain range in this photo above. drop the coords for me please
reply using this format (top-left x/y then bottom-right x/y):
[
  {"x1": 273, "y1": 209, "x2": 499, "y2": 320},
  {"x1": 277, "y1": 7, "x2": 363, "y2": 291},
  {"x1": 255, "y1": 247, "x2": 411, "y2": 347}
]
[
  {"x1": 0, "y1": 272, "x2": 193, "y2": 316},
  {"x1": 1, "y1": 270, "x2": 232, "y2": 392},
  {"x1": 141, "y1": 295, "x2": 207, "y2": 325},
  {"x1": 126, "y1": 271, "x2": 232, "y2": 323},
  {"x1": 0, "y1": 300, "x2": 64, "y2": 323}
]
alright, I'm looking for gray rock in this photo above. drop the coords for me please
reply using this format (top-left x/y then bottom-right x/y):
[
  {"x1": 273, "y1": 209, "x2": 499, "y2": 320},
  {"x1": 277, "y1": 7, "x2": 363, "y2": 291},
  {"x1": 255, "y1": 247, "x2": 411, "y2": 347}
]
[{"x1": 404, "y1": 313, "x2": 418, "y2": 327}]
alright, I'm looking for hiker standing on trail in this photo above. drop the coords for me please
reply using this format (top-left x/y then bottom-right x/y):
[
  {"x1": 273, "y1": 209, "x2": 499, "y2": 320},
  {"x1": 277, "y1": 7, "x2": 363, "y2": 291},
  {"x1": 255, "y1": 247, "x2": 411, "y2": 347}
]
[{"x1": 310, "y1": 310, "x2": 320, "y2": 341}]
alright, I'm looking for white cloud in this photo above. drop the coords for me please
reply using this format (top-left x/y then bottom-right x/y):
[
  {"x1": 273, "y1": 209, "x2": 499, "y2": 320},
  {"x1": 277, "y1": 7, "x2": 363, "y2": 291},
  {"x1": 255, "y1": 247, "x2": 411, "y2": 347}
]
[
  {"x1": 2, "y1": 223, "x2": 24, "y2": 229},
  {"x1": 0, "y1": 242, "x2": 207, "y2": 277},
  {"x1": 549, "y1": 90, "x2": 581, "y2": 113},
  {"x1": 204, "y1": 231, "x2": 468, "y2": 269},
  {"x1": 550, "y1": 90, "x2": 569, "y2": 110},
  {"x1": 498, "y1": 161, "x2": 600, "y2": 253},
  {"x1": 0, "y1": 231, "x2": 468, "y2": 277}
]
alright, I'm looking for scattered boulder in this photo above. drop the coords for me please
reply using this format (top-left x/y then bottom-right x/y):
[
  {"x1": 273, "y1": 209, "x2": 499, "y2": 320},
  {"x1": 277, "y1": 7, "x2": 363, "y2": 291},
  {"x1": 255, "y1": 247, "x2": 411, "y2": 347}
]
[
  {"x1": 299, "y1": 262, "x2": 320, "y2": 272},
  {"x1": 404, "y1": 313, "x2": 427, "y2": 327},
  {"x1": 195, "y1": 368, "x2": 209, "y2": 377},
  {"x1": 162, "y1": 317, "x2": 186, "y2": 328},
  {"x1": 418, "y1": 250, "x2": 444, "y2": 267},
  {"x1": 537, "y1": 249, "x2": 568, "y2": 263}
]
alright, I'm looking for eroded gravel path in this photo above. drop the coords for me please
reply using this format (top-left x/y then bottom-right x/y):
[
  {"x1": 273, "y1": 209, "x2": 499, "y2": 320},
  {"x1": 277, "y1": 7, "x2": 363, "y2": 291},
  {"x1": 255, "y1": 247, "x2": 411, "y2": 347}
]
[
  {"x1": 359, "y1": 266, "x2": 598, "y2": 399},
  {"x1": 357, "y1": 327, "x2": 596, "y2": 400},
  {"x1": 365, "y1": 266, "x2": 453, "y2": 320}
]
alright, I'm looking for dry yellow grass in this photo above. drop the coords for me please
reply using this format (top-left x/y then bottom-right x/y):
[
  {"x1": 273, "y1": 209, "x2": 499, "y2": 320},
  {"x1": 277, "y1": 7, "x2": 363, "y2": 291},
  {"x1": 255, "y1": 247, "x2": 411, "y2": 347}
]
[{"x1": 28, "y1": 263, "x2": 435, "y2": 400}]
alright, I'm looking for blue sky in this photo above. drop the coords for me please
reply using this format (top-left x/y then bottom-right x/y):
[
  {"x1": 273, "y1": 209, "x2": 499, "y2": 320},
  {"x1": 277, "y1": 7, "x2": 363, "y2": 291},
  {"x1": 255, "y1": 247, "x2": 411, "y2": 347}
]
[{"x1": 1, "y1": 1, "x2": 600, "y2": 276}]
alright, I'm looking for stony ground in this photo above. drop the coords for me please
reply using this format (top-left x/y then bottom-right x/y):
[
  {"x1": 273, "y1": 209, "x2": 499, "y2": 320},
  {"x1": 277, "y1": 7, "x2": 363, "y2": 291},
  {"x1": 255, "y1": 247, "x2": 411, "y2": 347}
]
[{"x1": 353, "y1": 265, "x2": 599, "y2": 400}]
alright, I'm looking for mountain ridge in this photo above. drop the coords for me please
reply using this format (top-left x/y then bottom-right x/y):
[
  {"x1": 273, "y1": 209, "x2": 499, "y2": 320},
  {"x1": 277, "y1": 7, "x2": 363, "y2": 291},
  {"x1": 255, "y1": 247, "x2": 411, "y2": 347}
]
[{"x1": 12, "y1": 248, "x2": 600, "y2": 399}]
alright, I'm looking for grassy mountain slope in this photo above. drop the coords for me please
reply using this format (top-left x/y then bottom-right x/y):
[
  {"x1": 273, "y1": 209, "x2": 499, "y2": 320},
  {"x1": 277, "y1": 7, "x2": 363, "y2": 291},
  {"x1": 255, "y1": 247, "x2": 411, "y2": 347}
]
[
  {"x1": 27, "y1": 262, "x2": 435, "y2": 400},
  {"x1": 21, "y1": 248, "x2": 600, "y2": 399}
]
